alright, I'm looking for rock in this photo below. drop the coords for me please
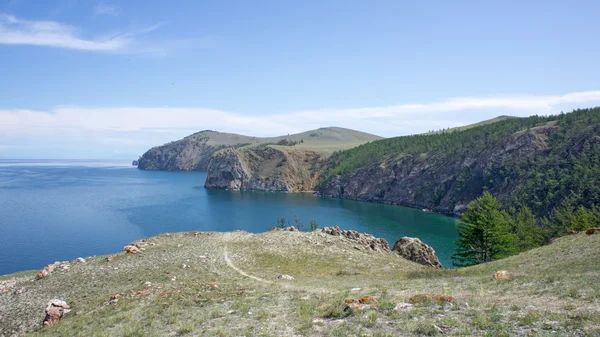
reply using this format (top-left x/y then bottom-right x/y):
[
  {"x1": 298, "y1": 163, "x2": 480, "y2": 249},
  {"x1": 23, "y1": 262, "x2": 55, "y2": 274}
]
[
  {"x1": 208, "y1": 282, "x2": 219, "y2": 288},
  {"x1": 548, "y1": 237, "x2": 559, "y2": 244},
  {"x1": 0, "y1": 279, "x2": 17, "y2": 294},
  {"x1": 36, "y1": 269, "x2": 48, "y2": 280},
  {"x1": 76, "y1": 257, "x2": 86, "y2": 263},
  {"x1": 123, "y1": 245, "x2": 140, "y2": 253},
  {"x1": 43, "y1": 299, "x2": 70, "y2": 327},
  {"x1": 345, "y1": 303, "x2": 372, "y2": 312},
  {"x1": 350, "y1": 288, "x2": 361, "y2": 293},
  {"x1": 393, "y1": 302, "x2": 414, "y2": 311},
  {"x1": 493, "y1": 270, "x2": 510, "y2": 279},
  {"x1": 287, "y1": 226, "x2": 299, "y2": 232},
  {"x1": 585, "y1": 228, "x2": 600, "y2": 235},
  {"x1": 392, "y1": 237, "x2": 442, "y2": 268},
  {"x1": 567, "y1": 230, "x2": 579, "y2": 235},
  {"x1": 321, "y1": 226, "x2": 390, "y2": 252},
  {"x1": 277, "y1": 274, "x2": 295, "y2": 281},
  {"x1": 106, "y1": 257, "x2": 113, "y2": 262},
  {"x1": 109, "y1": 294, "x2": 120, "y2": 304}
]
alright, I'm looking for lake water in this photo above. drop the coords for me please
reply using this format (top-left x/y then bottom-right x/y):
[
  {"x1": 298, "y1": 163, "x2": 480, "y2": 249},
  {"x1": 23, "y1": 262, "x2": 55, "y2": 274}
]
[{"x1": 0, "y1": 160, "x2": 457, "y2": 275}]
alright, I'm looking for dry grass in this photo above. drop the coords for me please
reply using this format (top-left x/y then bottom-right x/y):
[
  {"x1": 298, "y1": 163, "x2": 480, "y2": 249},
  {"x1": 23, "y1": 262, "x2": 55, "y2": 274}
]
[{"x1": 1, "y1": 230, "x2": 599, "y2": 336}]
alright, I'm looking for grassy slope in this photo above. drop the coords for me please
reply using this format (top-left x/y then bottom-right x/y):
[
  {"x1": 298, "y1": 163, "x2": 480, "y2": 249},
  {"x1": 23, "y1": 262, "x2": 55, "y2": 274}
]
[
  {"x1": 1, "y1": 230, "x2": 599, "y2": 336},
  {"x1": 183, "y1": 127, "x2": 382, "y2": 153}
]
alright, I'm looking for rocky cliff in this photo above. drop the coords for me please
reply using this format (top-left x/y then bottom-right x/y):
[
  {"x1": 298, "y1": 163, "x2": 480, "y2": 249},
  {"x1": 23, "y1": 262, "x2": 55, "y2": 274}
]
[
  {"x1": 137, "y1": 130, "x2": 258, "y2": 171},
  {"x1": 138, "y1": 127, "x2": 381, "y2": 171},
  {"x1": 205, "y1": 146, "x2": 327, "y2": 192},
  {"x1": 318, "y1": 122, "x2": 558, "y2": 215}
]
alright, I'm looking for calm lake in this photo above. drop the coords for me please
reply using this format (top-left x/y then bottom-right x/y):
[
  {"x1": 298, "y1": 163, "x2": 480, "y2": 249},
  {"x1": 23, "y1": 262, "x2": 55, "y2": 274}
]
[{"x1": 0, "y1": 160, "x2": 457, "y2": 275}]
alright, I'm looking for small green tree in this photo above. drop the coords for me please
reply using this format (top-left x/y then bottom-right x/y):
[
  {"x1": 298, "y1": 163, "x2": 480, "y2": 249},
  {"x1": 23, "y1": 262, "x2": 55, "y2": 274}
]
[
  {"x1": 507, "y1": 206, "x2": 546, "y2": 251},
  {"x1": 452, "y1": 192, "x2": 516, "y2": 267}
]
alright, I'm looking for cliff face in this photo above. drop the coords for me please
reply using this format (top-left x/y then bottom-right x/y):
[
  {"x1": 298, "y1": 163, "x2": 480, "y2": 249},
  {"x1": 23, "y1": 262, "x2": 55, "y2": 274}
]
[
  {"x1": 205, "y1": 146, "x2": 327, "y2": 192},
  {"x1": 137, "y1": 138, "x2": 219, "y2": 171},
  {"x1": 318, "y1": 124, "x2": 557, "y2": 215},
  {"x1": 138, "y1": 127, "x2": 381, "y2": 171}
]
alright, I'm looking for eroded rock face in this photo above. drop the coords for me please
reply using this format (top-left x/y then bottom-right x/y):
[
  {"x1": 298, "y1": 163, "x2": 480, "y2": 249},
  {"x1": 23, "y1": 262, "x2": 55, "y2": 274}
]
[
  {"x1": 43, "y1": 299, "x2": 70, "y2": 327},
  {"x1": 392, "y1": 237, "x2": 442, "y2": 268},
  {"x1": 318, "y1": 123, "x2": 558, "y2": 215},
  {"x1": 321, "y1": 226, "x2": 390, "y2": 252},
  {"x1": 205, "y1": 146, "x2": 326, "y2": 192}
]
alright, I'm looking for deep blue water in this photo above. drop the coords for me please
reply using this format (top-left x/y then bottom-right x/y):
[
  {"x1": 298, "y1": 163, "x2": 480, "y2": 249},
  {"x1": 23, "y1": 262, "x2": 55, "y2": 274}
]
[{"x1": 0, "y1": 160, "x2": 457, "y2": 275}]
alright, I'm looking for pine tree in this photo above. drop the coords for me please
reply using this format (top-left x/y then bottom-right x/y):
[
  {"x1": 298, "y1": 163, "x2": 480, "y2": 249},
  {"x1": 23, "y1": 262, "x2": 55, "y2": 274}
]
[{"x1": 452, "y1": 192, "x2": 516, "y2": 267}]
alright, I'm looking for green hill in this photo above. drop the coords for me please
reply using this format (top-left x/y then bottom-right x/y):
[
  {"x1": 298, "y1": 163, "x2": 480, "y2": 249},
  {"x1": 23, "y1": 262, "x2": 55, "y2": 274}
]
[{"x1": 1, "y1": 229, "x2": 599, "y2": 336}]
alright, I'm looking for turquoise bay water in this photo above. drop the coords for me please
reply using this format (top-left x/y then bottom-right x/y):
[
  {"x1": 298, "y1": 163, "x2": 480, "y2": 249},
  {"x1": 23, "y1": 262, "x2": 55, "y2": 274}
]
[{"x1": 0, "y1": 160, "x2": 457, "y2": 275}]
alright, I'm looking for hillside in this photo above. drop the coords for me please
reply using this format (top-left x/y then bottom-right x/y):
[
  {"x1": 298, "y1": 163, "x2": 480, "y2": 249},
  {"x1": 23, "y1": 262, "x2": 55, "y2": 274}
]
[
  {"x1": 137, "y1": 127, "x2": 382, "y2": 171},
  {"x1": 318, "y1": 108, "x2": 600, "y2": 217},
  {"x1": 1, "y1": 229, "x2": 599, "y2": 336},
  {"x1": 425, "y1": 115, "x2": 517, "y2": 134}
]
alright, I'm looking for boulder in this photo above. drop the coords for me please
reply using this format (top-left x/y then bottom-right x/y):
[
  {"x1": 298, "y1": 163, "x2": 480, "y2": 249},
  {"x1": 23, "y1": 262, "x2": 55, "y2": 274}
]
[
  {"x1": 585, "y1": 228, "x2": 600, "y2": 235},
  {"x1": 43, "y1": 299, "x2": 70, "y2": 327},
  {"x1": 493, "y1": 270, "x2": 510, "y2": 279},
  {"x1": 392, "y1": 237, "x2": 442, "y2": 268},
  {"x1": 277, "y1": 274, "x2": 295, "y2": 281},
  {"x1": 123, "y1": 245, "x2": 140, "y2": 253},
  {"x1": 321, "y1": 226, "x2": 390, "y2": 252},
  {"x1": 36, "y1": 269, "x2": 48, "y2": 280}
]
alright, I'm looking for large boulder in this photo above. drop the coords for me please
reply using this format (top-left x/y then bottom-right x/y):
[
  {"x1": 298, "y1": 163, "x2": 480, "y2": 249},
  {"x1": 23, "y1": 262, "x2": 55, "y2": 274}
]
[
  {"x1": 322, "y1": 226, "x2": 391, "y2": 252},
  {"x1": 43, "y1": 299, "x2": 70, "y2": 327},
  {"x1": 392, "y1": 237, "x2": 442, "y2": 268}
]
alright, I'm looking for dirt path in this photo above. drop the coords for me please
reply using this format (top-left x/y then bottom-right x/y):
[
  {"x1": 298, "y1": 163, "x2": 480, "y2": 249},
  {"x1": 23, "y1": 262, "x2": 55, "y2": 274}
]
[{"x1": 223, "y1": 247, "x2": 274, "y2": 285}]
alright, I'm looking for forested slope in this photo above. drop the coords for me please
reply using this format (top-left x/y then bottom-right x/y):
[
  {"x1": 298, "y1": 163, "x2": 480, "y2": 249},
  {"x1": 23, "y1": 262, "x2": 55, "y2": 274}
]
[{"x1": 318, "y1": 108, "x2": 600, "y2": 227}]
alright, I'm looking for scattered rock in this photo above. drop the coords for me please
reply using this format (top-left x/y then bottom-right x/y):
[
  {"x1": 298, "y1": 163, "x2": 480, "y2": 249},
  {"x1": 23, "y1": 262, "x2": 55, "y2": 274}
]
[
  {"x1": 182, "y1": 264, "x2": 188, "y2": 269},
  {"x1": 548, "y1": 237, "x2": 559, "y2": 244},
  {"x1": 76, "y1": 257, "x2": 86, "y2": 263},
  {"x1": 567, "y1": 230, "x2": 579, "y2": 235},
  {"x1": 106, "y1": 256, "x2": 113, "y2": 262},
  {"x1": 61, "y1": 264, "x2": 70, "y2": 271},
  {"x1": 123, "y1": 245, "x2": 140, "y2": 254},
  {"x1": 393, "y1": 302, "x2": 414, "y2": 311},
  {"x1": 350, "y1": 288, "x2": 361, "y2": 293},
  {"x1": 0, "y1": 279, "x2": 17, "y2": 293},
  {"x1": 344, "y1": 303, "x2": 373, "y2": 312},
  {"x1": 43, "y1": 299, "x2": 70, "y2": 327},
  {"x1": 109, "y1": 294, "x2": 120, "y2": 304},
  {"x1": 277, "y1": 274, "x2": 295, "y2": 281},
  {"x1": 392, "y1": 237, "x2": 442, "y2": 268},
  {"x1": 287, "y1": 226, "x2": 299, "y2": 232},
  {"x1": 169, "y1": 275, "x2": 177, "y2": 281},
  {"x1": 14, "y1": 287, "x2": 26, "y2": 295},
  {"x1": 493, "y1": 270, "x2": 510, "y2": 279},
  {"x1": 208, "y1": 282, "x2": 219, "y2": 288},
  {"x1": 321, "y1": 226, "x2": 390, "y2": 252},
  {"x1": 36, "y1": 269, "x2": 48, "y2": 280}
]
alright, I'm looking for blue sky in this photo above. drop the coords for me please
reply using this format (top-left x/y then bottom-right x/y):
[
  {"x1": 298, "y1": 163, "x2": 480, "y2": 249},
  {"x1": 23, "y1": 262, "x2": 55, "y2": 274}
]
[{"x1": 1, "y1": 0, "x2": 599, "y2": 159}]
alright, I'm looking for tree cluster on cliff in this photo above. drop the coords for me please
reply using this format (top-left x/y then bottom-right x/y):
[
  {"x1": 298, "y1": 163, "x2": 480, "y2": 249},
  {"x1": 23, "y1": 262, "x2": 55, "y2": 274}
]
[{"x1": 321, "y1": 107, "x2": 600, "y2": 240}]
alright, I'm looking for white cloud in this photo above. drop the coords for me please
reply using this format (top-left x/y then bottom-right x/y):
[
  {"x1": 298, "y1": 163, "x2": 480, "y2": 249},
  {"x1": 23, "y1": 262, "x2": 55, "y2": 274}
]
[
  {"x1": 94, "y1": 3, "x2": 120, "y2": 16},
  {"x1": 1, "y1": 90, "x2": 600, "y2": 157},
  {"x1": 0, "y1": 14, "x2": 158, "y2": 52}
]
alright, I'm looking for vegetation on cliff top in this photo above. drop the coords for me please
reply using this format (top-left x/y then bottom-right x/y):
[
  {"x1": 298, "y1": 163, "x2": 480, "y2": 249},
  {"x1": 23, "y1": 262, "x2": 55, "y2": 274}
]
[{"x1": 321, "y1": 107, "x2": 600, "y2": 231}]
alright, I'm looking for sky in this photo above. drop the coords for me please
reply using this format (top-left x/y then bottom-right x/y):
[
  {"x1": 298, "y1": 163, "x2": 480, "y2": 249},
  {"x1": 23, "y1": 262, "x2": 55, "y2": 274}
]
[{"x1": 1, "y1": 0, "x2": 599, "y2": 159}]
